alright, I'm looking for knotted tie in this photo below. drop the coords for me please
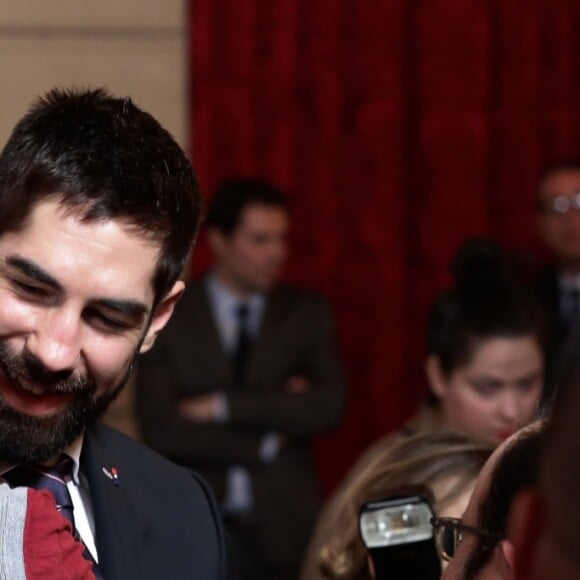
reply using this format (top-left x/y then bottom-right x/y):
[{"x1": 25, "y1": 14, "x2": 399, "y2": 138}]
[
  {"x1": 4, "y1": 458, "x2": 75, "y2": 523},
  {"x1": 4, "y1": 458, "x2": 101, "y2": 577},
  {"x1": 233, "y1": 302, "x2": 251, "y2": 388}
]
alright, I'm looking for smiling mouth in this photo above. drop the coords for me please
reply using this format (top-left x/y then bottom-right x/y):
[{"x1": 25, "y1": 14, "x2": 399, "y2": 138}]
[
  {"x1": 14, "y1": 377, "x2": 49, "y2": 396},
  {"x1": 0, "y1": 371, "x2": 76, "y2": 417}
]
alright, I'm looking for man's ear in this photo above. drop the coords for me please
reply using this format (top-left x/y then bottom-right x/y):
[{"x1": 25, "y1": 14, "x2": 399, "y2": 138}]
[
  {"x1": 480, "y1": 539, "x2": 515, "y2": 580},
  {"x1": 507, "y1": 489, "x2": 545, "y2": 580},
  {"x1": 139, "y1": 280, "x2": 185, "y2": 354},
  {"x1": 499, "y1": 539, "x2": 515, "y2": 571},
  {"x1": 425, "y1": 354, "x2": 447, "y2": 399},
  {"x1": 484, "y1": 540, "x2": 515, "y2": 579}
]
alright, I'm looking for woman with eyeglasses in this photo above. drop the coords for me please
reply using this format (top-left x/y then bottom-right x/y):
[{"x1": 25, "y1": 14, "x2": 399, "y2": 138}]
[
  {"x1": 301, "y1": 431, "x2": 492, "y2": 580},
  {"x1": 300, "y1": 238, "x2": 545, "y2": 580}
]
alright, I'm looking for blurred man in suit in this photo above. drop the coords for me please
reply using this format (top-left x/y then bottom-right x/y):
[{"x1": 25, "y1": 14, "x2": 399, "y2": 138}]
[
  {"x1": 137, "y1": 178, "x2": 345, "y2": 580},
  {"x1": 536, "y1": 160, "x2": 580, "y2": 372},
  {"x1": 0, "y1": 88, "x2": 226, "y2": 579}
]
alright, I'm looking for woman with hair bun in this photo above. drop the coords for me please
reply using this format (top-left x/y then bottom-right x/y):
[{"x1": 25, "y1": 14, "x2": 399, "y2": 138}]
[
  {"x1": 299, "y1": 238, "x2": 544, "y2": 580},
  {"x1": 423, "y1": 237, "x2": 544, "y2": 443}
]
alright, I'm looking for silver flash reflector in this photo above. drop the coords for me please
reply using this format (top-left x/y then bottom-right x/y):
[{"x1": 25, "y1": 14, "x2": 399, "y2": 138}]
[{"x1": 359, "y1": 500, "x2": 434, "y2": 548}]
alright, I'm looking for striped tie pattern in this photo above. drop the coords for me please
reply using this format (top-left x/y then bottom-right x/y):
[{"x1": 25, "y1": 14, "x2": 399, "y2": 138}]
[{"x1": 4, "y1": 458, "x2": 75, "y2": 523}]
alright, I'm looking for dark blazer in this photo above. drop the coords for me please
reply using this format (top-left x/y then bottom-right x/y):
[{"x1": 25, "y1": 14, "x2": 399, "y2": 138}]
[
  {"x1": 536, "y1": 266, "x2": 565, "y2": 396},
  {"x1": 136, "y1": 279, "x2": 345, "y2": 570},
  {"x1": 536, "y1": 265, "x2": 564, "y2": 346},
  {"x1": 82, "y1": 423, "x2": 227, "y2": 580}
]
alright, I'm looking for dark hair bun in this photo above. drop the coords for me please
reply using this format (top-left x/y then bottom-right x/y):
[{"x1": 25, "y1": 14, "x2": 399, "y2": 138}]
[
  {"x1": 426, "y1": 236, "x2": 543, "y2": 374},
  {"x1": 451, "y1": 237, "x2": 516, "y2": 302}
]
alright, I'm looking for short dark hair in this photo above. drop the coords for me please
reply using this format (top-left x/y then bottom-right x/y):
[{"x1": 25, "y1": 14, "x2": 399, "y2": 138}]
[
  {"x1": 0, "y1": 87, "x2": 202, "y2": 302},
  {"x1": 426, "y1": 238, "x2": 545, "y2": 375},
  {"x1": 537, "y1": 158, "x2": 580, "y2": 198},
  {"x1": 463, "y1": 423, "x2": 545, "y2": 577},
  {"x1": 205, "y1": 178, "x2": 287, "y2": 236}
]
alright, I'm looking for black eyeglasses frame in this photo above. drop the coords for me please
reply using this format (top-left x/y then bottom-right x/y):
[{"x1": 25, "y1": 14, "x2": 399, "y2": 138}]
[{"x1": 430, "y1": 516, "x2": 499, "y2": 562}]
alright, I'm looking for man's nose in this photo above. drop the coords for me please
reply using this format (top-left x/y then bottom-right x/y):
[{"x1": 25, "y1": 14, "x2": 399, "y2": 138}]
[{"x1": 25, "y1": 309, "x2": 82, "y2": 373}]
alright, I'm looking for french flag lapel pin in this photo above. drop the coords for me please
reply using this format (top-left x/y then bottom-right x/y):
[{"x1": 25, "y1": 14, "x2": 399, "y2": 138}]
[{"x1": 102, "y1": 466, "x2": 120, "y2": 487}]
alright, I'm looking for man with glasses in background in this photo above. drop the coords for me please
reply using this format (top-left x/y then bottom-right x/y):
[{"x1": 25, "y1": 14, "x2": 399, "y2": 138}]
[{"x1": 536, "y1": 160, "x2": 580, "y2": 391}]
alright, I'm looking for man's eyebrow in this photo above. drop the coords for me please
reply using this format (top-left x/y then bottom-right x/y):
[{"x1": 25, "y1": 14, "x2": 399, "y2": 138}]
[
  {"x1": 93, "y1": 298, "x2": 149, "y2": 320},
  {"x1": 5, "y1": 255, "x2": 150, "y2": 319},
  {"x1": 5, "y1": 255, "x2": 63, "y2": 290}
]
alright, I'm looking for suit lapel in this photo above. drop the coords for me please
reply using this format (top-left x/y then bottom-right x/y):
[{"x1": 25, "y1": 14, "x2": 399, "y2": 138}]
[
  {"x1": 81, "y1": 429, "x2": 148, "y2": 580},
  {"x1": 185, "y1": 279, "x2": 232, "y2": 376},
  {"x1": 250, "y1": 287, "x2": 288, "y2": 363},
  {"x1": 186, "y1": 280, "x2": 290, "y2": 388},
  {"x1": 540, "y1": 266, "x2": 566, "y2": 340}
]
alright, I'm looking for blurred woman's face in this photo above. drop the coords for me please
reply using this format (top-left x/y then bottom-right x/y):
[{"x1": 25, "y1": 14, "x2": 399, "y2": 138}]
[{"x1": 428, "y1": 337, "x2": 543, "y2": 444}]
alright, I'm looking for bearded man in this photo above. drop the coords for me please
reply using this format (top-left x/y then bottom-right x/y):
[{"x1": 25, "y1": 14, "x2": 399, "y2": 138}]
[{"x1": 0, "y1": 88, "x2": 225, "y2": 579}]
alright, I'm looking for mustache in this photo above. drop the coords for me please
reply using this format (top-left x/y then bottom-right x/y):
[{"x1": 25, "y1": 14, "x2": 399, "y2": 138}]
[{"x1": 0, "y1": 342, "x2": 95, "y2": 395}]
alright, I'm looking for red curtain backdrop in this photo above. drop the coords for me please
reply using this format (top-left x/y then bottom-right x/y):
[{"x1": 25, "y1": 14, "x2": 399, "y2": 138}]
[{"x1": 188, "y1": 0, "x2": 580, "y2": 493}]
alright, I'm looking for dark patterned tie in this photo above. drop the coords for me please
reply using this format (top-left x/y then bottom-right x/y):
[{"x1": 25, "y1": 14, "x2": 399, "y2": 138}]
[
  {"x1": 233, "y1": 302, "x2": 251, "y2": 388},
  {"x1": 4, "y1": 457, "x2": 101, "y2": 577},
  {"x1": 5, "y1": 458, "x2": 74, "y2": 521}
]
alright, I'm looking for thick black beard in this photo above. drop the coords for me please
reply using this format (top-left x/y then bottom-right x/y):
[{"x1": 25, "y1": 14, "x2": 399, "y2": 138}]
[{"x1": 0, "y1": 342, "x2": 133, "y2": 464}]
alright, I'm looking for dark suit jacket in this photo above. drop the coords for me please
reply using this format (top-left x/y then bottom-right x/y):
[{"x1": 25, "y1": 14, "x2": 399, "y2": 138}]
[
  {"x1": 536, "y1": 265, "x2": 567, "y2": 401},
  {"x1": 136, "y1": 279, "x2": 345, "y2": 569},
  {"x1": 536, "y1": 265, "x2": 564, "y2": 345},
  {"x1": 82, "y1": 423, "x2": 226, "y2": 579}
]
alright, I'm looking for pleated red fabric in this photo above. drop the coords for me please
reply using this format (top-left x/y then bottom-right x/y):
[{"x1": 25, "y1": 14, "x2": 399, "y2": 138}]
[{"x1": 189, "y1": 0, "x2": 580, "y2": 492}]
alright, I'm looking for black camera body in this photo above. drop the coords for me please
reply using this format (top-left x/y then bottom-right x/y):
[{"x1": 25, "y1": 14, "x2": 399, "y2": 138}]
[{"x1": 358, "y1": 485, "x2": 441, "y2": 580}]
